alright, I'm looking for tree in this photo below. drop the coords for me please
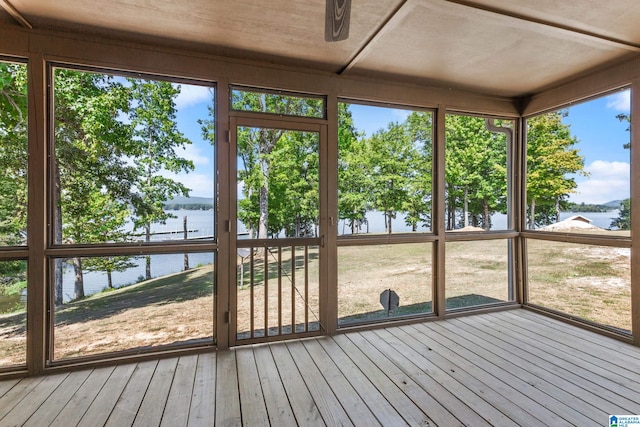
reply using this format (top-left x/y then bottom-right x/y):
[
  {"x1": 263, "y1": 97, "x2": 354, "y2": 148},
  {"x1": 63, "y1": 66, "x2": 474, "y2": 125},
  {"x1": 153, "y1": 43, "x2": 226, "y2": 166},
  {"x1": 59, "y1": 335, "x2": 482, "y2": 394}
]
[
  {"x1": 54, "y1": 69, "x2": 134, "y2": 302},
  {"x1": 235, "y1": 91, "x2": 322, "y2": 238},
  {"x1": 0, "y1": 62, "x2": 28, "y2": 249},
  {"x1": 70, "y1": 191, "x2": 137, "y2": 289},
  {"x1": 338, "y1": 104, "x2": 370, "y2": 234},
  {"x1": 526, "y1": 111, "x2": 586, "y2": 228},
  {"x1": 403, "y1": 112, "x2": 433, "y2": 231},
  {"x1": 616, "y1": 113, "x2": 631, "y2": 149},
  {"x1": 268, "y1": 131, "x2": 319, "y2": 237},
  {"x1": 611, "y1": 198, "x2": 630, "y2": 230},
  {"x1": 445, "y1": 115, "x2": 507, "y2": 230},
  {"x1": 127, "y1": 79, "x2": 194, "y2": 279},
  {"x1": 0, "y1": 63, "x2": 28, "y2": 299},
  {"x1": 611, "y1": 112, "x2": 631, "y2": 229},
  {"x1": 367, "y1": 122, "x2": 416, "y2": 233}
]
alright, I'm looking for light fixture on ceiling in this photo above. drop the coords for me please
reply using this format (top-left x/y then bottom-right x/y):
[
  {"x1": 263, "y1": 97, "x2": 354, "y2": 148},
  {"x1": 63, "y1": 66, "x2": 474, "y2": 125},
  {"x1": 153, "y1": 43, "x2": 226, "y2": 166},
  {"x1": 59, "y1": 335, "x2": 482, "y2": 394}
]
[{"x1": 325, "y1": 0, "x2": 351, "y2": 42}]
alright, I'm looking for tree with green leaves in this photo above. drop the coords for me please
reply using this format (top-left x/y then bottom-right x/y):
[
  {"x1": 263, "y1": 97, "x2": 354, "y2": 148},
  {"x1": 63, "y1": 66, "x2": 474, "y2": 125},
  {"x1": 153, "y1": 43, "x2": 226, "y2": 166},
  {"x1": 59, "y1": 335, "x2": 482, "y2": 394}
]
[
  {"x1": 611, "y1": 111, "x2": 631, "y2": 229},
  {"x1": 127, "y1": 79, "x2": 194, "y2": 280},
  {"x1": 0, "y1": 62, "x2": 28, "y2": 249},
  {"x1": 54, "y1": 69, "x2": 135, "y2": 302},
  {"x1": 403, "y1": 112, "x2": 433, "y2": 231},
  {"x1": 268, "y1": 131, "x2": 319, "y2": 237},
  {"x1": 71, "y1": 191, "x2": 137, "y2": 289},
  {"x1": 0, "y1": 63, "x2": 28, "y2": 301},
  {"x1": 367, "y1": 122, "x2": 417, "y2": 233},
  {"x1": 445, "y1": 115, "x2": 507, "y2": 230},
  {"x1": 338, "y1": 103, "x2": 370, "y2": 234},
  {"x1": 234, "y1": 91, "x2": 322, "y2": 238},
  {"x1": 611, "y1": 198, "x2": 630, "y2": 230},
  {"x1": 526, "y1": 111, "x2": 586, "y2": 229}
]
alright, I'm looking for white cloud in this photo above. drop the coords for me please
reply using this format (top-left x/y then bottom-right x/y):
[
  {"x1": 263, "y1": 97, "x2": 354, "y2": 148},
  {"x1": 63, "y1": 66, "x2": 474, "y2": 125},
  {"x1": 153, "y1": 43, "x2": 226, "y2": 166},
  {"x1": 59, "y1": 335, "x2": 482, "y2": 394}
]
[
  {"x1": 569, "y1": 160, "x2": 630, "y2": 204},
  {"x1": 174, "y1": 84, "x2": 213, "y2": 109},
  {"x1": 605, "y1": 90, "x2": 631, "y2": 112},
  {"x1": 161, "y1": 170, "x2": 214, "y2": 198},
  {"x1": 179, "y1": 144, "x2": 211, "y2": 166}
]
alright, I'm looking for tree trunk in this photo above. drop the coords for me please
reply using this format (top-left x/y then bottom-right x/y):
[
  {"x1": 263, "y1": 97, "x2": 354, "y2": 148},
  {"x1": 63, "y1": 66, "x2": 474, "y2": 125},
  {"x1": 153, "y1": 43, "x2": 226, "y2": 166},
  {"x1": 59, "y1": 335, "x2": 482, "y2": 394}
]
[
  {"x1": 145, "y1": 223, "x2": 151, "y2": 280},
  {"x1": 387, "y1": 211, "x2": 393, "y2": 234},
  {"x1": 183, "y1": 215, "x2": 189, "y2": 270},
  {"x1": 145, "y1": 134, "x2": 153, "y2": 280},
  {"x1": 54, "y1": 161, "x2": 64, "y2": 305},
  {"x1": 73, "y1": 257, "x2": 84, "y2": 300},
  {"x1": 107, "y1": 270, "x2": 113, "y2": 289},
  {"x1": 483, "y1": 198, "x2": 490, "y2": 231},
  {"x1": 463, "y1": 187, "x2": 469, "y2": 228},
  {"x1": 555, "y1": 198, "x2": 561, "y2": 223},
  {"x1": 258, "y1": 157, "x2": 270, "y2": 239},
  {"x1": 529, "y1": 199, "x2": 536, "y2": 229}
]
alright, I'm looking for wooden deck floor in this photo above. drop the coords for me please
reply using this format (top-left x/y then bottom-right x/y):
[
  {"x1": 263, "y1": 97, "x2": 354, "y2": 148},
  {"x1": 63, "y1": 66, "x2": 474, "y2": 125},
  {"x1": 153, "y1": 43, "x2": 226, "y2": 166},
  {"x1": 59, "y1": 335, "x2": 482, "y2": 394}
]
[{"x1": 1, "y1": 309, "x2": 640, "y2": 426}]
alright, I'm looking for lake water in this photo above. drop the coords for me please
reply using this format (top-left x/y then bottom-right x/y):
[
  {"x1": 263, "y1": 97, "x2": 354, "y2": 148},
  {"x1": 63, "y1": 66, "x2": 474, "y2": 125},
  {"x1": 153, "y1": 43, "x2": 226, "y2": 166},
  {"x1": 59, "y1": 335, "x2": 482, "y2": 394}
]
[
  {"x1": 58, "y1": 208, "x2": 621, "y2": 301},
  {"x1": 60, "y1": 210, "x2": 216, "y2": 301},
  {"x1": 338, "y1": 210, "x2": 620, "y2": 234}
]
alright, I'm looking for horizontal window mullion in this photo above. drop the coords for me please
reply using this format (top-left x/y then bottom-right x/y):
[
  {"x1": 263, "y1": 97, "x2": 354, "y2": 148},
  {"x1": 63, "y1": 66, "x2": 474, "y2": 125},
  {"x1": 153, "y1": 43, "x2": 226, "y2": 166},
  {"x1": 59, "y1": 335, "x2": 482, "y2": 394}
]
[
  {"x1": 445, "y1": 230, "x2": 518, "y2": 242},
  {"x1": 46, "y1": 242, "x2": 217, "y2": 258},
  {"x1": 522, "y1": 231, "x2": 631, "y2": 247},
  {"x1": 337, "y1": 233, "x2": 436, "y2": 247},
  {"x1": 0, "y1": 248, "x2": 29, "y2": 259}
]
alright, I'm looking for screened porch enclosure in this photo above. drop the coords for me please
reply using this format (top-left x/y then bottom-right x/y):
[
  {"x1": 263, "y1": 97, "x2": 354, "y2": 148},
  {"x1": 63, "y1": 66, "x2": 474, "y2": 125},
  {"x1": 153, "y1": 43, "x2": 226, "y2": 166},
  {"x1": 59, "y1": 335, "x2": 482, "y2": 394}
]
[{"x1": 0, "y1": 1, "x2": 638, "y2": 402}]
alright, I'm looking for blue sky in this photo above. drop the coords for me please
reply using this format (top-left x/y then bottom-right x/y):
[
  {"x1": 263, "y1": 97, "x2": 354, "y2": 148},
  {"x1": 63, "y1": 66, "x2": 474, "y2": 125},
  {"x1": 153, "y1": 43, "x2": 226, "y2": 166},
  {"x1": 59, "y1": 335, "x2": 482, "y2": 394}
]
[
  {"x1": 170, "y1": 84, "x2": 215, "y2": 199},
  {"x1": 172, "y1": 87, "x2": 631, "y2": 205},
  {"x1": 562, "y1": 89, "x2": 630, "y2": 204},
  {"x1": 346, "y1": 91, "x2": 631, "y2": 205}
]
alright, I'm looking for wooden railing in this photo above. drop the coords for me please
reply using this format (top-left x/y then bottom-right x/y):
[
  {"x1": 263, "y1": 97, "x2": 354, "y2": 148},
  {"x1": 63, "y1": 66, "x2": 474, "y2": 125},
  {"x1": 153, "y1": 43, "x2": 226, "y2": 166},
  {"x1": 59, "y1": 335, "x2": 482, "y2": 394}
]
[{"x1": 235, "y1": 238, "x2": 322, "y2": 342}]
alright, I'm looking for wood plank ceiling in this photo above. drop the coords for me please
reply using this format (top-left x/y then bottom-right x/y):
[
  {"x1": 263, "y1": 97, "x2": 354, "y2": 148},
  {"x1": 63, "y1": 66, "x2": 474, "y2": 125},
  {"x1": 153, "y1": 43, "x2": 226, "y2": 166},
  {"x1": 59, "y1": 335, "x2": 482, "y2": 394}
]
[{"x1": 1, "y1": 0, "x2": 640, "y2": 97}]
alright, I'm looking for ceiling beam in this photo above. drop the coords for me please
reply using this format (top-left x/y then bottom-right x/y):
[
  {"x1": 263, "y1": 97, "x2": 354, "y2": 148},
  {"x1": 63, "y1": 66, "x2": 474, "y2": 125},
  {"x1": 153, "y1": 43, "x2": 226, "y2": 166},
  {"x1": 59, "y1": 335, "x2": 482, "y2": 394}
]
[
  {"x1": 442, "y1": 0, "x2": 640, "y2": 53},
  {"x1": 0, "y1": 0, "x2": 32, "y2": 29},
  {"x1": 339, "y1": 0, "x2": 409, "y2": 75}
]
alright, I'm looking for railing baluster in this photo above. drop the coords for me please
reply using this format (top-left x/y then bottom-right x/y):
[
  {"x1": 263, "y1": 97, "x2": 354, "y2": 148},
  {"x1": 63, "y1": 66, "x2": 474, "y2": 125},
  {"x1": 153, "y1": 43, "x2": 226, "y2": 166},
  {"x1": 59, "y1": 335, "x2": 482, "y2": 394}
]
[
  {"x1": 264, "y1": 246, "x2": 269, "y2": 336},
  {"x1": 278, "y1": 246, "x2": 282, "y2": 335},
  {"x1": 305, "y1": 245, "x2": 309, "y2": 332},
  {"x1": 291, "y1": 245, "x2": 296, "y2": 333},
  {"x1": 250, "y1": 247, "x2": 254, "y2": 339},
  {"x1": 235, "y1": 241, "x2": 320, "y2": 342}
]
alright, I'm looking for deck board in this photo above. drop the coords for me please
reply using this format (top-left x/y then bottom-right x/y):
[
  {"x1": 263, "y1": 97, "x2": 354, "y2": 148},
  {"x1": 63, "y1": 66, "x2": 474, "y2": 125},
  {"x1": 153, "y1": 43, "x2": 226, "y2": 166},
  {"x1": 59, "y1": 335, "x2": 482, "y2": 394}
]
[
  {"x1": 133, "y1": 358, "x2": 178, "y2": 426},
  {"x1": 236, "y1": 347, "x2": 269, "y2": 426},
  {"x1": 77, "y1": 363, "x2": 138, "y2": 427},
  {"x1": 477, "y1": 313, "x2": 640, "y2": 405},
  {"x1": 1, "y1": 309, "x2": 640, "y2": 426},
  {"x1": 105, "y1": 360, "x2": 158, "y2": 427},
  {"x1": 188, "y1": 352, "x2": 216, "y2": 426},
  {"x1": 398, "y1": 324, "x2": 552, "y2": 427},
  {"x1": 451, "y1": 315, "x2": 637, "y2": 417},
  {"x1": 252, "y1": 345, "x2": 297, "y2": 426},
  {"x1": 49, "y1": 366, "x2": 115, "y2": 427},
  {"x1": 23, "y1": 370, "x2": 92, "y2": 427},
  {"x1": 416, "y1": 321, "x2": 588, "y2": 425},
  {"x1": 160, "y1": 354, "x2": 198, "y2": 427},
  {"x1": 215, "y1": 349, "x2": 241, "y2": 426},
  {"x1": 269, "y1": 341, "x2": 324, "y2": 426},
  {"x1": 315, "y1": 337, "x2": 407, "y2": 426},
  {"x1": 330, "y1": 334, "x2": 434, "y2": 426},
  {"x1": 286, "y1": 340, "x2": 353, "y2": 426},
  {"x1": 1, "y1": 372, "x2": 68, "y2": 426}
]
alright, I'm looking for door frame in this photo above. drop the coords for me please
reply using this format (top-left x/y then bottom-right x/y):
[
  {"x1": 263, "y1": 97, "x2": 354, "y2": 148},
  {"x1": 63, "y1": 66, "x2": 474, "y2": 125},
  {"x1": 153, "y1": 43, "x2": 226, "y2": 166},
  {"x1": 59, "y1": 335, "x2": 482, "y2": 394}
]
[{"x1": 227, "y1": 114, "x2": 329, "y2": 346}]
